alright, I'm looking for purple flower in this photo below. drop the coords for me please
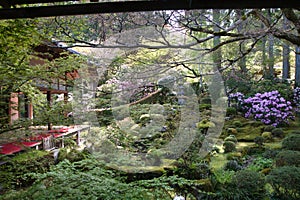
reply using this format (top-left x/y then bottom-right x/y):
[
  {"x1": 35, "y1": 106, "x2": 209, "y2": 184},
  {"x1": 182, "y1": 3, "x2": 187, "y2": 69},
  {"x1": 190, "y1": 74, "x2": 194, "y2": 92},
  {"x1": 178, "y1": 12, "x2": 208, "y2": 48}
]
[{"x1": 233, "y1": 90, "x2": 295, "y2": 127}]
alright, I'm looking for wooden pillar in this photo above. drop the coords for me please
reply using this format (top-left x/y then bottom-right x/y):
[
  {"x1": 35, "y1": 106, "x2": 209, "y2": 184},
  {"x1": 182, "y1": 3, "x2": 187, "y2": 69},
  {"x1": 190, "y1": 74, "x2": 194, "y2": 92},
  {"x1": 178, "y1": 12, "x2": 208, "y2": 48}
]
[
  {"x1": 28, "y1": 103, "x2": 33, "y2": 120},
  {"x1": 64, "y1": 92, "x2": 68, "y2": 118},
  {"x1": 9, "y1": 93, "x2": 19, "y2": 124},
  {"x1": 47, "y1": 91, "x2": 52, "y2": 130}
]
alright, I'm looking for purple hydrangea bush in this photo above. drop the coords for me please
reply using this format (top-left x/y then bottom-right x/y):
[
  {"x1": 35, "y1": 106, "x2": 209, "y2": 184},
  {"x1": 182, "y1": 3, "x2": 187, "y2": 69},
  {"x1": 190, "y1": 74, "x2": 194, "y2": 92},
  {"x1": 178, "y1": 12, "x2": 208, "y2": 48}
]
[
  {"x1": 293, "y1": 87, "x2": 300, "y2": 111},
  {"x1": 229, "y1": 90, "x2": 294, "y2": 127},
  {"x1": 228, "y1": 92, "x2": 245, "y2": 109}
]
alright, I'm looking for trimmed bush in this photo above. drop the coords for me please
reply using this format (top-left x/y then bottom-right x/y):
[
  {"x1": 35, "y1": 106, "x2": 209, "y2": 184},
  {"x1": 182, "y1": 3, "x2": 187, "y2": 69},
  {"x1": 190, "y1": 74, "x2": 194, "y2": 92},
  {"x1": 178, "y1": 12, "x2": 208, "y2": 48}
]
[
  {"x1": 254, "y1": 136, "x2": 264, "y2": 146},
  {"x1": 201, "y1": 97, "x2": 211, "y2": 104},
  {"x1": 266, "y1": 166, "x2": 300, "y2": 200},
  {"x1": 224, "y1": 135, "x2": 238, "y2": 143},
  {"x1": 226, "y1": 107, "x2": 237, "y2": 117},
  {"x1": 223, "y1": 141, "x2": 236, "y2": 153},
  {"x1": 264, "y1": 125, "x2": 275, "y2": 132},
  {"x1": 224, "y1": 160, "x2": 242, "y2": 171},
  {"x1": 231, "y1": 170, "x2": 265, "y2": 199},
  {"x1": 271, "y1": 128, "x2": 284, "y2": 137},
  {"x1": 282, "y1": 134, "x2": 300, "y2": 151},
  {"x1": 275, "y1": 150, "x2": 300, "y2": 167},
  {"x1": 227, "y1": 128, "x2": 238, "y2": 135},
  {"x1": 261, "y1": 132, "x2": 272, "y2": 141}
]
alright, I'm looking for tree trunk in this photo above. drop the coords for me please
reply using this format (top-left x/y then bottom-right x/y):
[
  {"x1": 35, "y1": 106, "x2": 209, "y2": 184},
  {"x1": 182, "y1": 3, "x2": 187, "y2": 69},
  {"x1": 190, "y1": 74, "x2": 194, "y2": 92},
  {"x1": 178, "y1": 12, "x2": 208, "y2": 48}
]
[
  {"x1": 267, "y1": 10, "x2": 275, "y2": 79},
  {"x1": 213, "y1": 9, "x2": 222, "y2": 71},
  {"x1": 266, "y1": 34, "x2": 275, "y2": 79},
  {"x1": 236, "y1": 9, "x2": 247, "y2": 73},
  {"x1": 282, "y1": 15, "x2": 291, "y2": 80},
  {"x1": 295, "y1": 46, "x2": 300, "y2": 87}
]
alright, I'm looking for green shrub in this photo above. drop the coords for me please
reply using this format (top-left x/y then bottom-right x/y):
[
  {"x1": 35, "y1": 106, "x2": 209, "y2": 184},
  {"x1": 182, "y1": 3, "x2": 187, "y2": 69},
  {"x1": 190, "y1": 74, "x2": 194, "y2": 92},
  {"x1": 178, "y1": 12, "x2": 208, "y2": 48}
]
[
  {"x1": 226, "y1": 128, "x2": 237, "y2": 135},
  {"x1": 224, "y1": 135, "x2": 238, "y2": 143},
  {"x1": 226, "y1": 107, "x2": 237, "y2": 117},
  {"x1": 282, "y1": 134, "x2": 300, "y2": 151},
  {"x1": 57, "y1": 148, "x2": 89, "y2": 163},
  {"x1": 271, "y1": 128, "x2": 284, "y2": 137},
  {"x1": 262, "y1": 149, "x2": 279, "y2": 159},
  {"x1": 231, "y1": 170, "x2": 265, "y2": 199},
  {"x1": 174, "y1": 159, "x2": 211, "y2": 180},
  {"x1": 226, "y1": 152, "x2": 242, "y2": 161},
  {"x1": 247, "y1": 157, "x2": 273, "y2": 172},
  {"x1": 261, "y1": 132, "x2": 272, "y2": 141},
  {"x1": 290, "y1": 130, "x2": 300, "y2": 134},
  {"x1": 242, "y1": 146, "x2": 266, "y2": 156},
  {"x1": 199, "y1": 104, "x2": 211, "y2": 111},
  {"x1": 264, "y1": 125, "x2": 275, "y2": 132},
  {"x1": 249, "y1": 79, "x2": 293, "y2": 101},
  {"x1": 275, "y1": 150, "x2": 300, "y2": 167},
  {"x1": 224, "y1": 160, "x2": 242, "y2": 171},
  {"x1": 223, "y1": 141, "x2": 236, "y2": 153},
  {"x1": 266, "y1": 166, "x2": 300, "y2": 200},
  {"x1": 0, "y1": 150, "x2": 54, "y2": 191},
  {"x1": 254, "y1": 136, "x2": 264, "y2": 146},
  {"x1": 201, "y1": 97, "x2": 211, "y2": 104}
]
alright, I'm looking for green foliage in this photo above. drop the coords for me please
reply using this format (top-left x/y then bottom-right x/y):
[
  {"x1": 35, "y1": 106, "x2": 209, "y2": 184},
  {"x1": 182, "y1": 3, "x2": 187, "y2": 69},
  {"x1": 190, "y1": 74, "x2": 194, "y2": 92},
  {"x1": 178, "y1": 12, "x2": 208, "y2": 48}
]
[
  {"x1": 200, "y1": 97, "x2": 212, "y2": 104},
  {"x1": 249, "y1": 79, "x2": 293, "y2": 101},
  {"x1": 254, "y1": 136, "x2": 265, "y2": 146},
  {"x1": 264, "y1": 125, "x2": 275, "y2": 132},
  {"x1": 57, "y1": 148, "x2": 90, "y2": 163},
  {"x1": 271, "y1": 128, "x2": 284, "y2": 137},
  {"x1": 231, "y1": 170, "x2": 265, "y2": 199},
  {"x1": 199, "y1": 104, "x2": 211, "y2": 111},
  {"x1": 212, "y1": 169, "x2": 235, "y2": 184},
  {"x1": 0, "y1": 158, "x2": 204, "y2": 200},
  {"x1": 174, "y1": 159, "x2": 211, "y2": 180},
  {"x1": 275, "y1": 150, "x2": 300, "y2": 167},
  {"x1": 224, "y1": 135, "x2": 237, "y2": 144},
  {"x1": 224, "y1": 70, "x2": 251, "y2": 95},
  {"x1": 226, "y1": 107, "x2": 237, "y2": 117},
  {"x1": 196, "y1": 119, "x2": 215, "y2": 129},
  {"x1": 0, "y1": 150, "x2": 54, "y2": 191},
  {"x1": 0, "y1": 19, "x2": 40, "y2": 128},
  {"x1": 261, "y1": 132, "x2": 272, "y2": 141},
  {"x1": 224, "y1": 160, "x2": 242, "y2": 172},
  {"x1": 247, "y1": 156, "x2": 273, "y2": 172},
  {"x1": 282, "y1": 134, "x2": 300, "y2": 151},
  {"x1": 232, "y1": 120, "x2": 243, "y2": 127},
  {"x1": 223, "y1": 141, "x2": 236, "y2": 153},
  {"x1": 266, "y1": 166, "x2": 300, "y2": 200}
]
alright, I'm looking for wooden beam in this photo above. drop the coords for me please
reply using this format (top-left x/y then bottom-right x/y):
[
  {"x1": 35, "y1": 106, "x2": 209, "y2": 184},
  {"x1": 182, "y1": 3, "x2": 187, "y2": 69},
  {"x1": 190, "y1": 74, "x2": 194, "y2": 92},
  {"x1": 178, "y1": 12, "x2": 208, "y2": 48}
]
[{"x1": 0, "y1": 0, "x2": 299, "y2": 19}]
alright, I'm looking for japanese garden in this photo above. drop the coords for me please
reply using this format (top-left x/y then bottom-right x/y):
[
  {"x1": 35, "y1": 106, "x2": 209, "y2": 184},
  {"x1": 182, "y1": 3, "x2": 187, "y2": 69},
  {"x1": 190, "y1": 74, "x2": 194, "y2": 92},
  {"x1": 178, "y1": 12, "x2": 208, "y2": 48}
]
[{"x1": 0, "y1": 3, "x2": 300, "y2": 200}]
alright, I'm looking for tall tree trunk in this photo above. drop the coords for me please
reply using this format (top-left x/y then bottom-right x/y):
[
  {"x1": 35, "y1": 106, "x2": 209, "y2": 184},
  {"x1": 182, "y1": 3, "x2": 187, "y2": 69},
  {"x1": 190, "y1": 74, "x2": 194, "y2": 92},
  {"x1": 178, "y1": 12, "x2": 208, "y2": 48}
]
[
  {"x1": 282, "y1": 15, "x2": 290, "y2": 80},
  {"x1": 236, "y1": 9, "x2": 247, "y2": 73},
  {"x1": 295, "y1": 46, "x2": 300, "y2": 87},
  {"x1": 261, "y1": 24, "x2": 267, "y2": 77},
  {"x1": 213, "y1": 9, "x2": 222, "y2": 71},
  {"x1": 282, "y1": 43, "x2": 290, "y2": 80},
  {"x1": 267, "y1": 10, "x2": 275, "y2": 79}
]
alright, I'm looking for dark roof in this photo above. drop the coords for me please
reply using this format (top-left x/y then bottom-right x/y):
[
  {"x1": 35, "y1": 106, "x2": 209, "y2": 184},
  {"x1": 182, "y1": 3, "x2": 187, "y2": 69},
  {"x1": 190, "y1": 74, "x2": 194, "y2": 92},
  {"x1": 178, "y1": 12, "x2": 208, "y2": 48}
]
[{"x1": 0, "y1": 0, "x2": 299, "y2": 19}]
